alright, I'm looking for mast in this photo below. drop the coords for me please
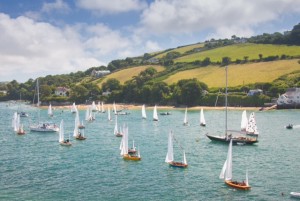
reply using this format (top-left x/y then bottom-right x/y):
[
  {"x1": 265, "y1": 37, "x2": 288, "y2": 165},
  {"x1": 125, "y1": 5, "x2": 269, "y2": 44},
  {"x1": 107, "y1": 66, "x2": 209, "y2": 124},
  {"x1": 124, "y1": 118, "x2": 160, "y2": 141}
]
[{"x1": 225, "y1": 66, "x2": 228, "y2": 137}]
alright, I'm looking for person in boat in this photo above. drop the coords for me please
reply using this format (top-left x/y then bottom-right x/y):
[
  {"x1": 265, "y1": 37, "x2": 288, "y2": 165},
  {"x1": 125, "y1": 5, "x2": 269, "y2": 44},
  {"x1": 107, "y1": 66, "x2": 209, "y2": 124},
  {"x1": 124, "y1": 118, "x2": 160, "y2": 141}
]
[{"x1": 64, "y1": 139, "x2": 69, "y2": 143}]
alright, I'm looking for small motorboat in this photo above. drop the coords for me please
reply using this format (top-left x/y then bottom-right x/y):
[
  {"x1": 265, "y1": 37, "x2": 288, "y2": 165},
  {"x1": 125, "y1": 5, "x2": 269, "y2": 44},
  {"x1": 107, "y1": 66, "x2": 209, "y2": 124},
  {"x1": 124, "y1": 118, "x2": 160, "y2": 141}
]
[{"x1": 286, "y1": 124, "x2": 293, "y2": 129}]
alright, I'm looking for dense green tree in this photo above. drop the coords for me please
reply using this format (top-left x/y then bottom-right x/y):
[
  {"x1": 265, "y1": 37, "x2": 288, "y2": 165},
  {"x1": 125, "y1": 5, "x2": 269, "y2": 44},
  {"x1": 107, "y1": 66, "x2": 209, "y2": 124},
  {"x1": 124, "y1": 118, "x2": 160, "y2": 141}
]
[
  {"x1": 69, "y1": 85, "x2": 89, "y2": 103},
  {"x1": 102, "y1": 78, "x2": 121, "y2": 92}
]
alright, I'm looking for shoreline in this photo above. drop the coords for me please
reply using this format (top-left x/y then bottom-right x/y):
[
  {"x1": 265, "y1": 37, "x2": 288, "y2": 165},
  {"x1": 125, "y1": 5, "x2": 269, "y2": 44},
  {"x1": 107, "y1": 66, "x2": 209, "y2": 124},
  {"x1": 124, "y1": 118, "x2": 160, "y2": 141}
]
[{"x1": 40, "y1": 103, "x2": 262, "y2": 111}]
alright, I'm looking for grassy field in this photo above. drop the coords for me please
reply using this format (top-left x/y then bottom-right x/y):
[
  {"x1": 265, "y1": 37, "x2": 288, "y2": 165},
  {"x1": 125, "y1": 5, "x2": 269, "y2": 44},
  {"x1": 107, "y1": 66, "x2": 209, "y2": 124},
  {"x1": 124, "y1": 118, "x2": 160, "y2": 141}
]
[
  {"x1": 155, "y1": 43, "x2": 204, "y2": 58},
  {"x1": 163, "y1": 59, "x2": 300, "y2": 88},
  {"x1": 174, "y1": 43, "x2": 300, "y2": 63},
  {"x1": 97, "y1": 65, "x2": 165, "y2": 86}
]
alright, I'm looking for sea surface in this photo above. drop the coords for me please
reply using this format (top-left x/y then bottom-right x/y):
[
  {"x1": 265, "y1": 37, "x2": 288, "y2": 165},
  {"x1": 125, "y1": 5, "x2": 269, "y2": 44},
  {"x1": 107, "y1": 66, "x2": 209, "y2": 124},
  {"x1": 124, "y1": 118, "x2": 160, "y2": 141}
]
[{"x1": 1, "y1": 102, "x2": 300, "y2": 201}]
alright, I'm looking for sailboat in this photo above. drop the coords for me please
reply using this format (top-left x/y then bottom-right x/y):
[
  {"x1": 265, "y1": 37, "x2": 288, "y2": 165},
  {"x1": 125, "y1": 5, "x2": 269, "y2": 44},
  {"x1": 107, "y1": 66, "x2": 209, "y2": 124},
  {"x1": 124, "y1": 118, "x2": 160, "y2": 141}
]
[
  {"x1": 30, "y1": 79, "x2": 59, "y2": 132},
  {"x1": 114, "y1": 115, "x2": 122, "y2": 137},
  {"x1": 91, "y1": 101, "x2": 98, "y2": 112},
  {"x1": 205, "y1": 67, "x2": 258, "y2": 145},
  {"x1": 12, "y1": 112, "x2": 25, "y2": 135},
  {"x1": 101, "y1": 102, "x2": 106, "y2": 113},
  {"x1": 85, "y1": 106, "x2": 94, "y2": 121},
  {"x1": 76, "y1": 111, "x2": 85, "y2": 129},
  {"x1": 48, "y1": 104, "x2": 53, "y2": 117},
  {"x1": 183, "y1": 107, "x2": 189, "y2": 126},
  {"x1": 153, "y1": 105, "x2": 159, "y2": 121},
  {"x1": 142, "y1": 104, "x2": 147, "y2": 119},
  {"x1": 120, "y1": 126, "x2": 141, "y2": 161},
  {"x1": 219, "y1": 139, "x2": 250, "y2": 190},
  {"x1": 18, "y1": 93, "x2": 29, "y2": 117},
  {"x1": 71, "y1": 102, "x2": 77, "y2": 113},
  {"x1": 240, "y1": 110, "x2": 248, "y2": 131},
  {"x1": 59, "y1": 120, "x2": 72, "y2": 146},
  {"x1": 108, "y1": 107, "x2": 112, "y2": 121},
  {"x1": 245, "y1": 112, "x2": 259, "y2": 137},
  {"x1": 74, "y1": 111, "x2": 86, "y2": 140},
  {"x1": 165, "y1": 131, "x2": 188, "y2": 168},
  {"x1": 113, "y1": 102, "x2": 117, "y2": 115},
  {"x1": 200, "y1": 108, "x2": 206, "y2": 126}
]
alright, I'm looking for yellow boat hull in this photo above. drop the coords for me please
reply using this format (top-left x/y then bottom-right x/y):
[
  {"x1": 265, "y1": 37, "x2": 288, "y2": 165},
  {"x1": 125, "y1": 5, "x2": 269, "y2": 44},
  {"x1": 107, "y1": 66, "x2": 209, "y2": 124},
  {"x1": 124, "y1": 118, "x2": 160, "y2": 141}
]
[
  {"x1": 225, "y1": 180, "x2": 251, "y2": 190},
  {"x1": 123, "y1": 154, "x2": 141, "y2": 161}
]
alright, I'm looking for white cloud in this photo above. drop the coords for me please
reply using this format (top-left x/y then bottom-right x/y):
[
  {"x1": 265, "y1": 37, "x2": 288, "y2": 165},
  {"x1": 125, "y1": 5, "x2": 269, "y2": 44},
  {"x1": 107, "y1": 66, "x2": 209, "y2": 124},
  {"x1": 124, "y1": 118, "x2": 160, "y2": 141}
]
[
  {"x1": 145, "y1": 40, "x2": 161, "y2": 52},
  {"x1": 41, "y1": 0, "x2": 70, "y2": 13},
  {"x1": 0, "y1": 13, "x2": 104, "y2": 82},
  {"x1": 76, "y1": 0, "x2": 147, "y2": 14},
  {"x1": 140, "y1": 0, "x2": 300, "y2": 38}
]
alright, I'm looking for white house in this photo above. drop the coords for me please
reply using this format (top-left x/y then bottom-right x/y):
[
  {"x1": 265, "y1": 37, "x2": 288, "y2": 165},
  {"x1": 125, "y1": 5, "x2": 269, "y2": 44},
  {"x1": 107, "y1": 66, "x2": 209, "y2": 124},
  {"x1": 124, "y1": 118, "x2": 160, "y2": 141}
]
[
  {"x1": 247, "y1": 89, "x2": 263, "y2": 96},
  {"x1": 55, "y1": 87, "x2": 69, "y2": 97},
  {"x1": 277, "y1": 88, "x2": 300, "y2": 106}
]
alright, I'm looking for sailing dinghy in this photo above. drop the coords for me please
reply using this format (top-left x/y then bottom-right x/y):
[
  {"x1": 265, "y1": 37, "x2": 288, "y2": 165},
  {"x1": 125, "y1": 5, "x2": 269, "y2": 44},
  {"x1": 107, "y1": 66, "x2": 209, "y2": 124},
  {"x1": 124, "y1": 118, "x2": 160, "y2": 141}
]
[
  {"x1": 219, "y1": 139, "x2": 250, "y2": 190},
  {"x1": 183, "y1": 107, "x2": 189, "y2": 126},
  {"x1": 165, "y1": 131, "x2": 188, "y2": 168},
  {"x1": 59, "y1": 120, "x2": 72, "y2": 146},
  {"x1": 142, "y1": 104, "x2": 147, "y2": 119},
  {"x1": 120, "y1": 126, "x2": 141, "y2": 161},
  {"x1": 200, "y1": 108, "x2": 206, "y2": 126},
  {"x1": 153, "y1": 105, "x2": 158, "y2": 121}
]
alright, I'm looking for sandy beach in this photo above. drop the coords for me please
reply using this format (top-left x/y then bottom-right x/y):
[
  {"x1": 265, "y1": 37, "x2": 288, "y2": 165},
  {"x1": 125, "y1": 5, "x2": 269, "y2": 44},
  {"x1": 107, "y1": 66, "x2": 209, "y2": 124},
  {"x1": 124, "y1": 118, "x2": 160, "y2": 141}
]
[{"x1": 42, "y1": 103, "x2": 262, "y2": 111}]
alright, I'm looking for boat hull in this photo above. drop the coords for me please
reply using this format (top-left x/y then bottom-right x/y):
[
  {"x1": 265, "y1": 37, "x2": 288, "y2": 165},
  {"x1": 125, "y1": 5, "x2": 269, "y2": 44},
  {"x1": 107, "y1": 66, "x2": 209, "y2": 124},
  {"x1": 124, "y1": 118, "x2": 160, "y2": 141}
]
[
  {"x1": 290, "y1": 192, "x2": 300, "y2": 198},
  {"x1": 75, "y1": 135, "x2": 86, "y2": 140},
  {"x1": 168, "y1": 161, "x2": 188, "y2": 168},
  {"x1": 60, "y1": 142, "x2": 72, "y2": 146},
  {"x1": 225, "y1": 180, "x2": 251, "y2": 190},
  {"x1": 123, "y1": 154, "x2": 141, "y2": 161},
  {"x1": 206, "y1": 134, "x2": 258, "y2": 145}
]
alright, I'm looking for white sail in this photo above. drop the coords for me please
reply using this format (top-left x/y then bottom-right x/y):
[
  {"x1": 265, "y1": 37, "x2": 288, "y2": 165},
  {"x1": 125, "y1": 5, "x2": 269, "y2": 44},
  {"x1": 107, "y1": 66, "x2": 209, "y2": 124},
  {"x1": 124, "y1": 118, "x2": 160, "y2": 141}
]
[
  {"x1": 241, "y1": 110, "x2": 248, "y2": 131},
  {"x1": 48, "y1": 104, "x2": 53, "y2": 116},
  {"x1": 101, "y1": 102, "x2": 105, "y2": 113},
  {"x1": 245, "y1": 169, "x2": 249, "y2": 186},
  {"x1": 153, "y1": 105, "x2": 158, "y2": 121},
  {"x1": 165, "y1": 131, "x2": 174, "y2": 163},
  {"x1": 114, "y1": 115, "x2": 119, "y2": 135},
  {"x1": 91, "y1": 101, "x2": 97, "y2": 112},
  {"x1": 246, "y1": 112, "x2": 259, "y2": 135},
  {"x1": 219, "y1": 159, "x2": 227, "y2": 179},
  {"x1": 108, "y1": 107, "x2": 111, "y2": 121},
  {"x1": 59, "y1": 120, "x2": 64, "y2": 143},
  {"x1": 200, "y1": 108, "x2": 206, "y2": 126},
  {"x1": 183, "y1": 107, "x2": 188, "y2": 125},
  {"x1": 132, "y1": 140, "x2": 136, "y2": 151},
  {"x1": 74, "y1": 112, "x2": 79, "y2": 137},
  {"x1": 225, "y1": 139, "x2": 233, "y2": 181},
  {"x1": 113, "y1": 102, "x2": 117, "y2": 115},
  {"x1": 120, "y1": 126, "x2": 128, "y2": 155},
  {"x1": 142, "y1": 104, "x2": 147, "y2": 119},
  {"x1": 71, "y1": 102, "x2": 77, "y2": 113},
  {"x1": 97, "y1": 101, "x2": 101, "y2": 112}
]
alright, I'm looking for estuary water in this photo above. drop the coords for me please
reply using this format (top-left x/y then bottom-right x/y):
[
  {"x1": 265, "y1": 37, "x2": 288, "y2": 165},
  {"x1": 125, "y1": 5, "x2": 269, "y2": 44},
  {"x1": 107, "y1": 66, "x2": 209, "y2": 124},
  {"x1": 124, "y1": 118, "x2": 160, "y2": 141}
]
[{"x1": 0, "y1": 102, "x2": 300, "y2": 201}]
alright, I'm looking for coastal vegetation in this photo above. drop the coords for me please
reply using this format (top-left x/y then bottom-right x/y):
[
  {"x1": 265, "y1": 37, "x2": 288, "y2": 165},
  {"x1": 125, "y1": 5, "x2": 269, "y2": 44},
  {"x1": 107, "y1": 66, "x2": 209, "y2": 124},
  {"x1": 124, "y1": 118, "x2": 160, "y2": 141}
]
[{"x1": 1, "y1": 23, "x2": 300, "y2": 107}]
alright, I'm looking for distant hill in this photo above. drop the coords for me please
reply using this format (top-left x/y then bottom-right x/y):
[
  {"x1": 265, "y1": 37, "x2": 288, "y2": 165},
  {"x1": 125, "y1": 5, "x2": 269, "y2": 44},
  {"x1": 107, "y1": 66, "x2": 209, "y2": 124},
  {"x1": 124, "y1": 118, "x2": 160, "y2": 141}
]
[
  {"x1": 173, "y1": 43, "x2": 300, "y2": 63},
  {"x1": 163, "y1": 59, "x2": 300, "y2": 88}
]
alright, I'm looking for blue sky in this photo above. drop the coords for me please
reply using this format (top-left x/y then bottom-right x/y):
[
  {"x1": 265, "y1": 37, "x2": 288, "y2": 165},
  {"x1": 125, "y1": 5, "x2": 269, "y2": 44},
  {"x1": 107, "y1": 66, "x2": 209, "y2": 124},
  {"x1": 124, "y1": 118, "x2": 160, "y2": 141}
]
[{"x1": 0, "y1": 0, "x2": 300, "y2": 82}]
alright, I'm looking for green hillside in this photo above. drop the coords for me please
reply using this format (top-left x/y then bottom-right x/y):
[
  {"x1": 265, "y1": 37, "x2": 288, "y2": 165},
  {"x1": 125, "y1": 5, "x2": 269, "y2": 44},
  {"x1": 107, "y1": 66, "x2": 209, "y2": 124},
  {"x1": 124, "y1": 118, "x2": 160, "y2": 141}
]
[
  {"x1": 174, "y1": 43, "x2": 300, "y2": 63},
  {"x1": 163, "y1": 59, "x2": 300, "y2": 88},
  {"x1": 97, "y1": 65, "x2": 165, "y2": 86},
  {"x1": 155, "y1": 43, "x2": 205, "y2": 59}
]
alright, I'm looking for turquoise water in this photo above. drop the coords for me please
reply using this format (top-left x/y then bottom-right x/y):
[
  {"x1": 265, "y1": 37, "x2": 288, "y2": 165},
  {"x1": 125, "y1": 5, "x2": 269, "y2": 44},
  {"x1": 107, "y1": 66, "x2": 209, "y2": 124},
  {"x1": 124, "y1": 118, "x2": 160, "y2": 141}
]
[{"x1": 1, "y1": 102, "x2": 300, "y2": 201}]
